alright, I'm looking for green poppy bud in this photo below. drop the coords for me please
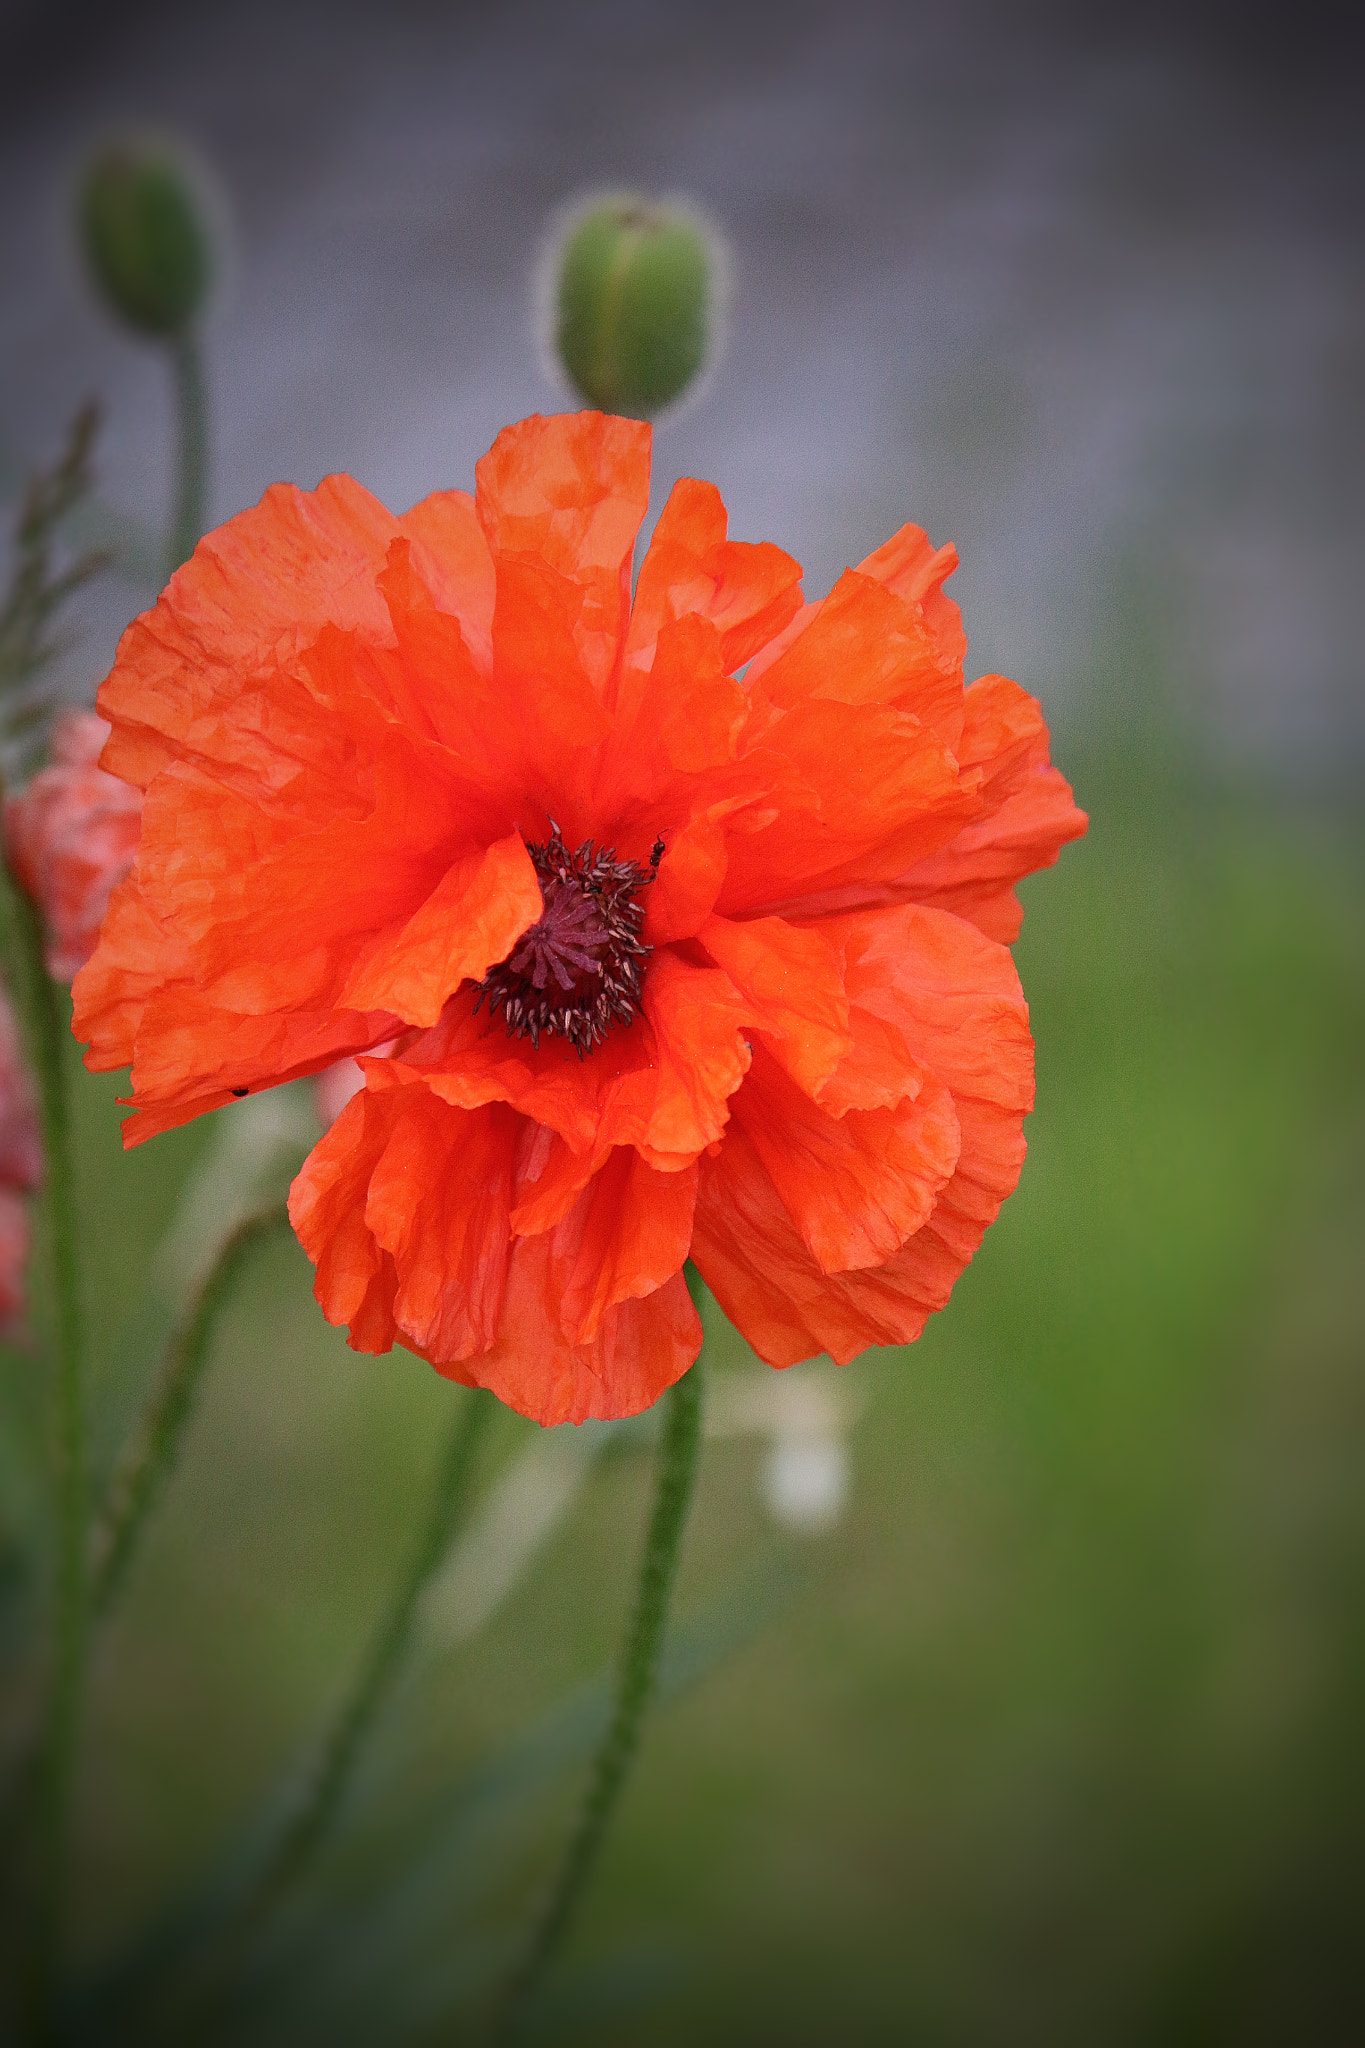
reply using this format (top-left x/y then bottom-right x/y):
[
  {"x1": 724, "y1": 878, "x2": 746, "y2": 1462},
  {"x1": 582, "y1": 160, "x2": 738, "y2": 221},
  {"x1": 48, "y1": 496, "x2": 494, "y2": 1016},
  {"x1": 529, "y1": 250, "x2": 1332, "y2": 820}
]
[
  {"x1": 551, "y1": 196, "x2": 719, "y2": 419},
  {"x1": 78, "y1": 140, "x2": 212, "y2": 340}
]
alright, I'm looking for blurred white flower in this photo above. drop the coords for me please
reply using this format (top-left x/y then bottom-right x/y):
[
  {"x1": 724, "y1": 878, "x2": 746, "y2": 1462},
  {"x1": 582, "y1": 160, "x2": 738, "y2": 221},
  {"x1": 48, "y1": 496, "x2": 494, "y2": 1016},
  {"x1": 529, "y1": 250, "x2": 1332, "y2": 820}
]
[
  {"x1": 707, "y1": 1364, "x2": 864, "y2": 1536},
  {"x1": 762, "y1": 1436, "x2": 849, "y2": 1533},
  {"x1": 417, "y1": 1361, "x2": 862, "y2": 1674}
]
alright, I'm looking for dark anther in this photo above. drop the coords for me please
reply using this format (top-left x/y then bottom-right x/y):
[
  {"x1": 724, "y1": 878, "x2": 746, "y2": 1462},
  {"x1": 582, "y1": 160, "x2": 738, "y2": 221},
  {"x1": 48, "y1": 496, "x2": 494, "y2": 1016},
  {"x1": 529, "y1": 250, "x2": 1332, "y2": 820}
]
[
  {"x1": 231, "y1": 1087, "x2": 249, "y2": 1098},
  {"x1": 473, "y1": 822, "x2": 660, "y2": 1057}
]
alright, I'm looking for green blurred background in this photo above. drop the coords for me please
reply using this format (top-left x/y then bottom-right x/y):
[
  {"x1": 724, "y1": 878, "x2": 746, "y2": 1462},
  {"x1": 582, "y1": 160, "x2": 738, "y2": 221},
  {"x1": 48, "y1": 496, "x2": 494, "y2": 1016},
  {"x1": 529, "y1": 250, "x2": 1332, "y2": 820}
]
[
  {"x1": 2, "y1": 0, "x2": 1362, "y2": 2040},
  {"x1": 22, "y1": 712, "x2": 1358, "y2": 2046}
]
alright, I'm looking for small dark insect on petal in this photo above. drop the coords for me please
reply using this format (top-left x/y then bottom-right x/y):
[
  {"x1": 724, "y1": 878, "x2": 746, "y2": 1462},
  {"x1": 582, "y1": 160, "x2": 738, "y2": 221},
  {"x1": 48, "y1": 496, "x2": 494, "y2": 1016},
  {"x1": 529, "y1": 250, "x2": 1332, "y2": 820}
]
[{"x1": 231, "y1": 1086, "x2": 249, "y2": 1097}]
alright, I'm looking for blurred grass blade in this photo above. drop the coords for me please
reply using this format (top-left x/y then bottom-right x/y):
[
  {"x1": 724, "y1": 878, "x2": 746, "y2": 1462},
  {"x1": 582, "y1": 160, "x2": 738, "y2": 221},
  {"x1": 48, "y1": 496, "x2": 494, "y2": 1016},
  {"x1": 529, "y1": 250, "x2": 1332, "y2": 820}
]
[
  {"x1": 97, "y1": 1088, "x2": 317, "y2": 1452},
  {"x1": 0, "y1": 404, "x2": 110, "y2": 780},
  {"x1": 66, "y1": 1390, "x2": 500, "y2": 2039},
  {"x1": 224, "y1": 1386, "x2": 498, "y2": 1933},
  {"x1": 61, "y1": 1418, "x2": 611, "y2": 2033},
  {"x1": 216, "y1": 1560, "x2": 800, "y2": 2046},
  {"x1": 59, "y1": 494, "x2": 163, "y2": 589},
  {"x1": 152, "y1": 1089, "x2": 316, "y2": 1302},
  {"x1": 66, "y1": 1558, "x2": 796, "y2": 2045},
  {"x1": 90, "y1": 1203, "x2": 293, "y2": 1621}
]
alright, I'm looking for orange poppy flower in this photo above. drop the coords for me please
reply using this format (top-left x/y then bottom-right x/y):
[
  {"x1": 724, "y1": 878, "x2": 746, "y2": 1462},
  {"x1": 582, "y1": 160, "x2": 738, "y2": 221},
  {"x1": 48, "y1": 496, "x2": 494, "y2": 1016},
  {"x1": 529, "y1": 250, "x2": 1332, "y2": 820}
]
[
  {"x1": 0, "y1": 988, "x2": 41, "y2": 1331},
  {"x1": 4, "y1": 711, "x2": 143, "y2": 983},
  {"x1": 73, "y1": 412, "x2": 1085, "y2": 1425}
]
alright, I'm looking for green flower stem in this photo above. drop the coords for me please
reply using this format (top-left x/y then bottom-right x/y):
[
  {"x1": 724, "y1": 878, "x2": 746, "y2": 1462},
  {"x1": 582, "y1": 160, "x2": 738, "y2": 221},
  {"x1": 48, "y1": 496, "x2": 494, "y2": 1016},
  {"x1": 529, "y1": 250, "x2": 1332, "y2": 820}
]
[
  {"x1": 168, "y1": 329, "x2": 207, "y2": 575},
  {"x1": 90, "y1": 1203, "x2": 293, "y2": 1623},
  {"x1": 497, "y1": 1352, "x2": 705, "y2": 2039},
  {"x1": 235, "y1": 1384, "x2": 496, "y2": 1932},
  {"x1": 0, "y1": 871, "x2": 89, "y2": 2023}
]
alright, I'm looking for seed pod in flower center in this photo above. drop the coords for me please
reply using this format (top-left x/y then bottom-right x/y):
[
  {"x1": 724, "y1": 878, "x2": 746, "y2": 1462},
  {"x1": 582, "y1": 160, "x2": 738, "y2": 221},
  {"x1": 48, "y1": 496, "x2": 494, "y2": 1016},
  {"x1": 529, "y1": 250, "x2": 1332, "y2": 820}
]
[
  {"x1": 474, "y1": 826, "x2": 662, "y2": 1055},
  {"x1": 552, "y1": 197, "x2": 714, "y2": 419},
  {"x1": 79, "y1": 140, "x2": 212, "y2": 339}
]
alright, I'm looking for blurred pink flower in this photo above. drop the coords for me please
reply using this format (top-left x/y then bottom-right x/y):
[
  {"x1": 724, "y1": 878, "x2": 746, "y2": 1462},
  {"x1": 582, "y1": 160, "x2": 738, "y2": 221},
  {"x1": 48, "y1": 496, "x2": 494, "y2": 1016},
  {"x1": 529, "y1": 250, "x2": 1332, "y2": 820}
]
[
  {"x1": 4, "y1": 711, "x2": 143, "y2": 983},
  {"x1": 0, "y1": 988, "x2": 41, "y2": 1331},
  {"x1": 314, "y1": 1043, "x2": 401, "y2": 1130},
  {"x1": 314, "y1": 1056, "x2": 367, "y2": 1130}
]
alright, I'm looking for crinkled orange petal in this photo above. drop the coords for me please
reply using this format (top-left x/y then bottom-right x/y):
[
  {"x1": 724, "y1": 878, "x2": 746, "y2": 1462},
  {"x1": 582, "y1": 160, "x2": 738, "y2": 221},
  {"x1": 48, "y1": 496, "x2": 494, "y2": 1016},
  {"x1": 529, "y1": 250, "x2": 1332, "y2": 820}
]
[
  {"x1": 893, "y1": 674, "x2": 1089, "y2": 941},
  {"x1": 72, "y1": 868, "x2": 187, "y2": 1074},
  {"x1": 597, "y1": 613, "x2": 763, "y2": 900},
  {"x1": 692, "y1": 1127, "x2": 882, "y2": 1365},
  {"x1": 728, "y1": 1041, "x2": 960, "y2": 1275},
  {"x1": 340, "y1": 834, "x2": 543, "y2": 1026},
  {"x1": 537, "y1": 1146, "x2": 699, "y2": 1345},
  {"x1": 781, "y1": 677, "x2": 1087, "y2": 937},
  {"x1": 641, "y1": 807, "x2": 730, "y2": 947},
  {"x1": 718, "y1": 696, "x2": 979, "y2": 914},
  {"x1": 363, "y1": 1093, "x2": 518, "y2": 1361},
  {"x1": 78, "y1": 821, "x2": 414, "y2": 1132},
  {"x1": 611, "y1": 953, "x2": 753, "y2": 1156},
  {"x1": 291, "y1": 1070, "x2": 700, "y2": 1422},
  {"x1": 747, "y1": 520, "x2": 964, "y2": 677},
  {"x1": 693, "y1": 1096, "x2": 1024, "y2": 1367},
  {"x1": 361, "y1": 542, "x2": 505, "y2": 757},
  {"x1": 289, "y1": 1089, "x2": 402, "y2": 1354},
  {"x1": 77, "y1": 698, "x2": 524, "y2": 1131},
  {"x1": 813, "y1": 986, "x2": 922, "y2": 1117},
  {"x1": 140, "y1": 634, "x2": 387, "y2": 825},
  {"x1": 830, "y1": 902, "x2": 1035, "y2": 1114},
  {"x1": 855, "y1": 523, "x2": 967, "y2": 676},
  {"x1": 401, "y1": 949, "x2": 752, "y2": 1163},
  {"x1": 292, "y1": 1084, "x2": 516, "y2": 1364},
  {"x1": 458, "y1": 1240, "x2": 700, "y2": 1426},
  {"x1": 392, "y1": 998, "x2": 611, "y2": 1152},
  {"x1": 396, "y1": 488, "x2": 496, "y2": 673},
  {"x1": 121, "y1": 989, "x2": 400, "y2": 1143},
  {"x1": 376, "y1": 542, "x2": 570, "y2": 809},
  {"x1": 691, "y1": 899, "x2": 1034, "y2": 1362},
  {"x1": 621, "y1": 475, "x2": 803, "y2": 699},
  {"x1": 486, "y1": 553, "x2": 614, "y2": 828},
  {"x1": 130, "y1": 752, "x2": 508, "y2": 1034},
  {"x1": 610, "y1": 612, "x2": 750, "y2": 783},
  {"x1": 98, "y1": 474, "x2": 402, "y2": 791},
  {"x1": 698, "y1": 912, "x2": 851, "y2": 1099},
  {"x1": 475, "y1": 411, "x2": 651, "y2": 699},
  {"x1": 510, "y1": 1124, "x2": 606, "y2": 1236},
  {"x1": 751, "y1": 567, "x2": 963, "y2": 751}
]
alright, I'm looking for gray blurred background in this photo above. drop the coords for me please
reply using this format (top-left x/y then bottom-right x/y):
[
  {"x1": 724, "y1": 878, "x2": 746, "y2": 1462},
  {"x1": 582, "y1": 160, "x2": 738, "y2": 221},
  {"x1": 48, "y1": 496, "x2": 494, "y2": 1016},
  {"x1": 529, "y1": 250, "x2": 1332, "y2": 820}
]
[{"x1": 2, "y1": 0, "x2": 1361, "y2": 778}]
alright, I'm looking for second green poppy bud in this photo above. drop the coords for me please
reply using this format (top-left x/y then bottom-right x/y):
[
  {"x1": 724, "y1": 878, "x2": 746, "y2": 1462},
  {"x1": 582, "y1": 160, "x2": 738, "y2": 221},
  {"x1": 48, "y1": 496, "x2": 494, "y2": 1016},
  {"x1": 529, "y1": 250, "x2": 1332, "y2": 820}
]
[
  {"x1": 551, "y1": 196, "x2": 717, "y2": 419},
  {"x1": 79, "y1": 139, "x2": 212, "y2": 340}
]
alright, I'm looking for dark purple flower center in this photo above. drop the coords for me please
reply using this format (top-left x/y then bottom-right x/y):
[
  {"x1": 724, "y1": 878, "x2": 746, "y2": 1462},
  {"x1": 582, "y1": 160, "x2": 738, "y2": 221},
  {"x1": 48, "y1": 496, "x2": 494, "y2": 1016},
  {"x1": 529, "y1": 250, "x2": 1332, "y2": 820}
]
[{"x1": 474, "y1": 825, "x2": 662, "y2": 1056}]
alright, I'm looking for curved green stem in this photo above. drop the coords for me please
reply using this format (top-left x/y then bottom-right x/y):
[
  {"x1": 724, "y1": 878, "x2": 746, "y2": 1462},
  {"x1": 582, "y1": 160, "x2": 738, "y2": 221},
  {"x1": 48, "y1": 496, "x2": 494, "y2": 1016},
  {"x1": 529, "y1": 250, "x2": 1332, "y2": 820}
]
[
  {"x1": 0, "y1": 874, "x2": 89, "y2": 2024},
  {"x1": 233, "y1": 1385, "x2": 496, "y2": 1935},
  {"x1": 496, "y1": 1354, "x2": 705, "y2": 2039},
  {"x1": 90, "y1": 1203, "x2": 293, "y2": 1623},
  {"x1": 168, "y1": 329, "x2": 207, "y2": 575}
]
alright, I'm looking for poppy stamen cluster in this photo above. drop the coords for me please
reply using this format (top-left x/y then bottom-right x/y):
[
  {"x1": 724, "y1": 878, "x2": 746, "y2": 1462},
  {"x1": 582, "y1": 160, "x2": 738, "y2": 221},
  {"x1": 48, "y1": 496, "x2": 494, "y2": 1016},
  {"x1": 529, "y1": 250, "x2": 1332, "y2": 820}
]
[{"x1": 473, "y1": 824, "x2": 661, "y2": 1056}]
